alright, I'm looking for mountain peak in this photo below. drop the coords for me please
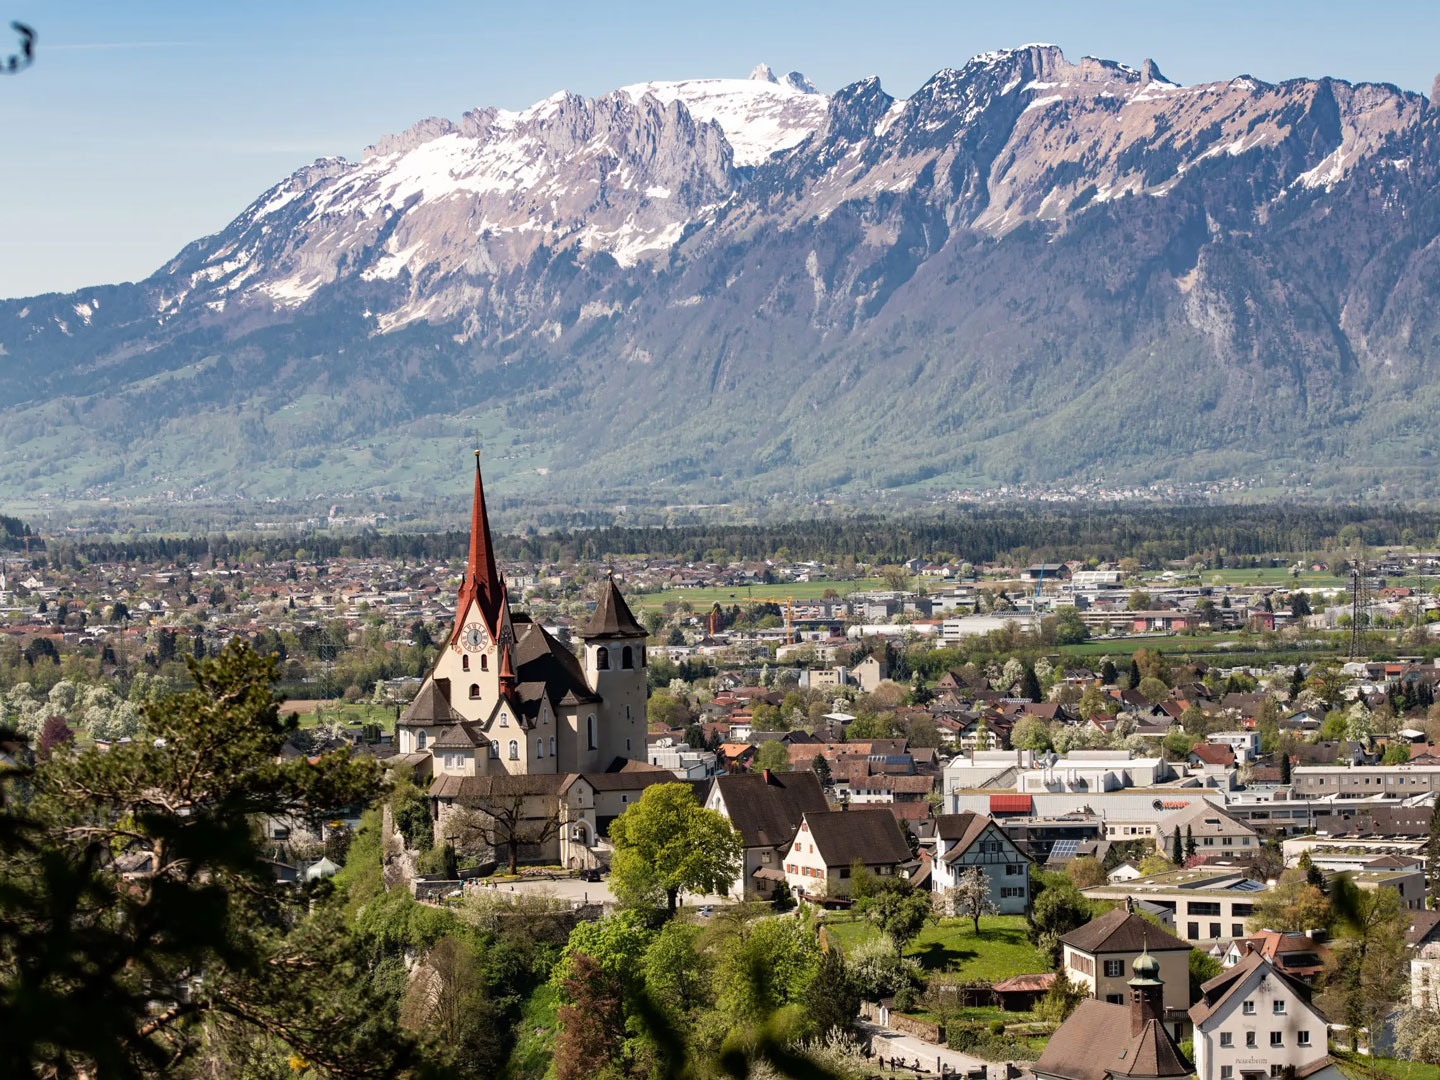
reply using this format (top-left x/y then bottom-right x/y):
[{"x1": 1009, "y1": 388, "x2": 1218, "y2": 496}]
[{"x1": 750, "y1": 62, "x2": 777, "y2": 83}]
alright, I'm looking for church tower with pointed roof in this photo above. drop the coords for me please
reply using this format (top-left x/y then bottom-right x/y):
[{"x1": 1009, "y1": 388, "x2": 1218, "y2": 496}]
[
  {"x1": 578, "y1": 571, "x2": 649, "y2": 767},
  {"x1": 396, "y1": 455, "x2": 644, "y2": 781}
]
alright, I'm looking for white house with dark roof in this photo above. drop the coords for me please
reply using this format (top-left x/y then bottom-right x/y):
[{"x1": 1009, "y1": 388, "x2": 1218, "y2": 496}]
[
  {"x1": 705, "y1": 770, "x2": 829, "y2": 899},
  {"x1": 1188, "y1": 949, "x2": 1343, "y2": 1080},
  {"x1": 929, "y1": 811, "x2": 1031, "y2": 914},
  {"x1": 782, "y1": 808, "x2": 911, "y2": 899}
]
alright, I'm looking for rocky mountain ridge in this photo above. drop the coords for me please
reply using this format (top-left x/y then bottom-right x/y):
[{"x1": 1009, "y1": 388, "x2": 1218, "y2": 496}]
[{"x1": 3, "y1": 45, "x2": 1440, "y2": 503}]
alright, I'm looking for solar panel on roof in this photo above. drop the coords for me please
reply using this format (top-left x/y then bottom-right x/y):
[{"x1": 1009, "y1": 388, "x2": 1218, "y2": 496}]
[{"x1": 1049, "y1": 839, "x2": 1081, "y2": 861}]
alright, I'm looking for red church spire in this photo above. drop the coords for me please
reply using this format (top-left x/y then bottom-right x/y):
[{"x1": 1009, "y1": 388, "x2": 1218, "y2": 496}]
[
  {"x1": 452, "y1": 450, "x2": 507, "y2": 642},
  {"x1": 498, "y1": 642, "x2": 517, "y2": 701}
]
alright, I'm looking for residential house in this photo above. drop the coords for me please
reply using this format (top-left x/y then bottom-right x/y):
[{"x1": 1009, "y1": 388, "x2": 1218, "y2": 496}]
[
  {"x1": 1220, "y1": 931, "x2": 1329, "y2": 984},
  {"x1": 705, "y1": 770, "x2": 829, "y2": 900},
  {"x1": 929, "y1": 811, "x2": 1031, "y2": 914},
  {"x1": 1158, "y1": 802, "x2": 1258, "y2": 859},
  {"x1": 1188, "y1": 949, "x2": 1343, "y2": 1080},
  {"x1": 1060, "y1": 905, "x2": 1194, "y2": 1038},
  {"x1": 852, "y1": 654, "x2": 890, "y2": 693},
  {"x1": 782, "y1": 808, "x2": 911, "y2": 900}
]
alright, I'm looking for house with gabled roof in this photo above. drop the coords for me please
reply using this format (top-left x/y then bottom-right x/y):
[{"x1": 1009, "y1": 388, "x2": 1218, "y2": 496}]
[
  {"x1": 705, "y1": 769, "x2": 829, "y2": 900},
  {"x1": 1188, "y1": 948, "x2": 1342, "y2": 1080},
  {"x1": 782, "y1": 808, "x2": 910, "y2": 900},
  {"x1": 929, "y1": 811, "x2": 1031, "y2": 914},
  {"x1": 1061, "y1": 905, "x2": 1194, "y2": 1039}
]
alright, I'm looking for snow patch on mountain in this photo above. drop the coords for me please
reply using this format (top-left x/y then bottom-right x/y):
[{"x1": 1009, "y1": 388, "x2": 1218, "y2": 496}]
[{"x1": 620, "y1": 70, "x2": 827, "y2": 166}]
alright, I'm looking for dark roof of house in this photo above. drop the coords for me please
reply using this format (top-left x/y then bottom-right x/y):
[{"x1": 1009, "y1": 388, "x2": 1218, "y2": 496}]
[
  {"x1": 1059, "y1": 908, "x2": 1192, "y2": 956},
  {"x1": 579, "y1": 575, "x2": 646, "y2": 639},
  {"x1": 1032, "y1": 1000, "x2": 1190, "y2": 1080},
  {"x1": 399, "y1": 679, "x2": 465, "y2": 726},
  {"x1": 711, "y1": 771, "x2": 829, "y2": 849},
  {"x1": 1405, "y1": 909, "x2": 1440, "y2": 947},
  {"x1": 1189, "y1": 951, "x2": 1315, "y2": 1027},
  {"x1": 800, "y1": 808, "x2": 910, "y2": 867},
  {"x1": 934, "y1": 811, "x2": 995, "y2": 853}
]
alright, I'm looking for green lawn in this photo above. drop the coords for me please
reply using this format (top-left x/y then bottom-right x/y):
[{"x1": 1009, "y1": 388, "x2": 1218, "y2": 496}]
[
  {"x1": 286, "y1": 702, "x2": 399, "y2": 730},
  {"x1": 822, "y1": 915, "x2": 1050, "y2": 981},
  {"x1": 631, "y1": 578, "x2": 885, "y2": 613},
  {"x1": 1057, "y1": 634, "x2": 1243, "y2": 657},
  {"x1": 1332, "y1": 1051, "x2": 1437, "y2": 1080}
]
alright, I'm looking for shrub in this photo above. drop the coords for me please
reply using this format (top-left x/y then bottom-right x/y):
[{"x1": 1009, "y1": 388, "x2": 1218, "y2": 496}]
[{"x1": 988, "y1": 1019, "x2": 1006, "y2": 1036}]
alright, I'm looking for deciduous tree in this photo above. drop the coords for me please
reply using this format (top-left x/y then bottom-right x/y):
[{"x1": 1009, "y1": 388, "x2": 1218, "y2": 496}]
[{"x1": 608, "y1": 783, "x2": 741, "y2": 917}]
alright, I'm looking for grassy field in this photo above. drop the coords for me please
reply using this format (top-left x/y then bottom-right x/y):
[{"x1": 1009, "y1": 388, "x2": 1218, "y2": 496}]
[
  {"x1": 822, "y1": 915, "x2": 1049, "y2": 981},
  {"x1": 1057, "y1": 634, "x2": 1244, "y2": 658},
  {"x1": 1332, "y1": 1051, "x2": 1436, "y2": 1080},
  {"x1": 281, "y1": 701, "x2": 399, "y2": 730},
  {"x1": 631, "y1": 578, "x2": 885, "y2": 613}
]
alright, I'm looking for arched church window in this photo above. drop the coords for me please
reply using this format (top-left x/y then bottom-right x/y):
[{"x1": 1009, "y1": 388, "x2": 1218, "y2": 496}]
[
  {"x1": 462, "y1": 655, "x2": 470, "y2": 672},
  {"x1": 621, "y1": 646, "x2": 633, "y2": 669},
  {"x1": 489, "y1": 740, "x2": 499, "y2": 758},
  {"x1": 469, "y1": 683, "x2": 480, "y2": 699},
  {"x1": 416, "y1": 730, "x2": 427, "y2": 750},
  {"x1": 549, "y1": 736, "x2": 556, "y2": 756},
  {"x1": 508, "y1": 740, "x2": 518, "y2": 760},
  {"x1": 595, "y1": 646, "x2": 609, "y2": 670},
  {"x1": 587, "y1": 715, "x2": 597, "y2": 750},
  {"x1": 536, "y1": 739, "x2": 543, "y2": 758},
  {"x1": 480, "y1": 654, "x2": 489, "y2": 671},
  {"x1": 639, "y1": 645, "x2": 646, "y2": 667}
]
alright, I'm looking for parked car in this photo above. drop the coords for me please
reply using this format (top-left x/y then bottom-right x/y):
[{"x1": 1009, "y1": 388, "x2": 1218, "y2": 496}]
[{"x1": 579, "y1": 868, "x2": 602, "y2": 882}]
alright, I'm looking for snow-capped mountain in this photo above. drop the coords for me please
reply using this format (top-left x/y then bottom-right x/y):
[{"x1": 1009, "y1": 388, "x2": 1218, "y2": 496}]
[{"x1": 4, "y1": 46, "x2": 1440, "y2": 503}]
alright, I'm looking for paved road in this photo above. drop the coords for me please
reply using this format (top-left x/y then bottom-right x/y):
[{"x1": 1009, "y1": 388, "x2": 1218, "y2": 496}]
[
  {"x1": 856, "y1": 1020, "x2": 1032, "y2": 1080},
  {"x1": 469, "y1": 875, "x2": 731, "y2": 910}
]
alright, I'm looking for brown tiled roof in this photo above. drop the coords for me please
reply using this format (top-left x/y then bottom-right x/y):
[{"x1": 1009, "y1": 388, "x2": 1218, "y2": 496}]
[
  {"x1": 993, "y1": 973, "x2": 1056, "y2": 993},
  {"x1": 1059, "y1": 908, "x2": 1192, "y2": 956},
  {"x1": 711, "y1": 771, "x2": 829, "y2": 849},
  {"x1": 799, "y1": 808, "x2": 910, "y2": 867},
  {"x1": 1406, "y1": 909, "x2": 1440, "y2": 947},
  {"x1": 579, "y1": 575, "x2": 646, "y2": 639},
  {"x1": 1033, "y1": 1000, "x2": 1190, "y2": 1080}
]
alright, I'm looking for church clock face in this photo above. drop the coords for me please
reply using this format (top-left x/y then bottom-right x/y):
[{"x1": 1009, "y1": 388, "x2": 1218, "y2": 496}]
[{"x1": 462, "y1": 622, "x2": 487, "y2": 652}]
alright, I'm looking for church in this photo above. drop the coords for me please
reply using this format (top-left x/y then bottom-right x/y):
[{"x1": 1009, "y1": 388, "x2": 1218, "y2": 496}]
[
  {"x1": 396, "y1": 453, "x2": 649, "y2": 775},
  {"x1": 391, "y1": 454, "x2": 666, "y2": 868}
]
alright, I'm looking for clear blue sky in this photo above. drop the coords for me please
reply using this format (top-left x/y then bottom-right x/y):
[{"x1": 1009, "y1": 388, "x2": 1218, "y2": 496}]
[{"x1": 7, "y1": 0, "x2": 1440, "y2": 299}]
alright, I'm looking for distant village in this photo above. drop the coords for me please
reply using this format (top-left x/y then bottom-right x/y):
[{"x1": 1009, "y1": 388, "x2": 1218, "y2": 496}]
[{"x1": 5, "y1": 533, "x2": 1440, "y2": 1080}]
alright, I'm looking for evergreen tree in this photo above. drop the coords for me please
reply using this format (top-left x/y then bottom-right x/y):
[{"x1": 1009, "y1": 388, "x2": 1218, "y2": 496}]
[
  {"x1": 1127, "y1": 659, "x2": 1142, "y2": 690},
  {"x1": 1100, "y1": 660, "x2": 1118, "y2": 685},
  {"x1": 0, "y1": 644, "x2": 405, "y2": 1076},
  {"x1": 1020, "y1": 666, "x2": 1043, "y2": 703},
  {"x1": 1184, "y1": 824, "x2": 1197, "y2": 861},
  {"x1": 1280, "y1": 752, "x2": 1292, "y2": 785},
  {"x1": 1171, "y1": 828, "x2": 1184, "y2": 865}
]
